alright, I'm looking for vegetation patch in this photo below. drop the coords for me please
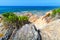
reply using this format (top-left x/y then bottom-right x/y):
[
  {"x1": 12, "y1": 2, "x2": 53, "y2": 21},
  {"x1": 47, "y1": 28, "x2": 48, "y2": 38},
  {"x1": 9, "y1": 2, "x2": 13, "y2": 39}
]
[
  {"x1": 50, "y1": 8, "x2": 60, "y2": 18},
  {"x1": 2, "y1": 12, "x2": 29, "y2": 29}
]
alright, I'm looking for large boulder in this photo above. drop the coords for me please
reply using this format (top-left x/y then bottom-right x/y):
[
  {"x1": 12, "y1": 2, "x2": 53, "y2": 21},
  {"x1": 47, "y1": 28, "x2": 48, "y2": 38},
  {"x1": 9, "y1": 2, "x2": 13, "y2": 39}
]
[{"x1": 13, "y1": 24, "x2": 41, "y2": 40}]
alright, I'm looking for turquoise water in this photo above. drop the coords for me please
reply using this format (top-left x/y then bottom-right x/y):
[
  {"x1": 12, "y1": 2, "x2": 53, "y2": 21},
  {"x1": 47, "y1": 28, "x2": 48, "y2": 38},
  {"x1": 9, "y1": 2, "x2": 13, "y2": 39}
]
[{"x1": 0, "y1": 6, "x2": 59, "y2": 15}]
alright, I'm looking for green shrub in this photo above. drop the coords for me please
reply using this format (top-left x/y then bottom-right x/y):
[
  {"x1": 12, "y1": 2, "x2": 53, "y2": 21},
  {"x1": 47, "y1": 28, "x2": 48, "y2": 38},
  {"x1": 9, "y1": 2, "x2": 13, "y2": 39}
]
[
  {"x1": 51, "y1": 9, "x2": 57, "y2": 17},
  {"x1": 2, "y1": 12, "x2": 18, "y2": 23},
  {"x1": 56, "y1": 8, "x2": 60, "y2": 13},
  {"x1": 18, "y1": 16, "x2": 29, "y2": 25},
  {"x1": 51, "y1": 8, "x2": 60, "y2": 18},
  {"x1": 2, "y1": 12, "x2": 29, "y2": 28},
  {"x1": 18, "y1": 16, "x2": 29, "y2": 22}
]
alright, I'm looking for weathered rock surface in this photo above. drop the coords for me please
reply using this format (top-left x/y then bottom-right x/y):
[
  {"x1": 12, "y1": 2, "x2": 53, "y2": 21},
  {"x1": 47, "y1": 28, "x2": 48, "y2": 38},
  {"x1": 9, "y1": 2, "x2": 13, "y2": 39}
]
[
  {"x1": 0, "y1": 20, "x2": 14, "y2": 40},
  {"x1": 29, "y1": 15, "x2": 39, "y2": 23},
  {"x1": 33, "y1": 16, "x2": 48, "y2": 30},
  {"x1": 1, "y1": 11, "x2": 60, "y2": 40},
  {"x1": 40, "y1": 19, "x2": 60, "y2": 40},
  {"x1": 2, "y1": 26, "x2": 14, "y2": 40},
  {"x1": 0, "y1": 24, "x2": 14, "y2": 40},
  {"x1": 23, "y1": 13, "x2": 33, "y2": 17},
  {"x1": 29, "y1": 12, "x2": 52, "y2": 29},
  {"x1": 13, "y1": 24, "x2": 41, "y2": 40}
]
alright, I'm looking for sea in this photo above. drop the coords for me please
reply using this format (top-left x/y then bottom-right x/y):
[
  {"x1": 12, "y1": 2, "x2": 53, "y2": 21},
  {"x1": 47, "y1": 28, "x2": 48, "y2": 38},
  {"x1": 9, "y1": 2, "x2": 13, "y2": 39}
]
[{"x1": 0, "y1": 6, "x2": 60, "y2": 15}]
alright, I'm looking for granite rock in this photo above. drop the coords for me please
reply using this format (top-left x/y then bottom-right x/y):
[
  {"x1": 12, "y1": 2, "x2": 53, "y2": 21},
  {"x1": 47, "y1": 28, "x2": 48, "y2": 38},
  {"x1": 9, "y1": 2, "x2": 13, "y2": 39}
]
[{"x1": 13, "y1": 24, "x2": 41, "y2": 40}]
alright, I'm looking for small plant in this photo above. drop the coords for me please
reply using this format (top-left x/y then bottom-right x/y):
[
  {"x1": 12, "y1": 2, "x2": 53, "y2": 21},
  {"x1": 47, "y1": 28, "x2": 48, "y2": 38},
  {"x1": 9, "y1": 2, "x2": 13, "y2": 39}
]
[
  {"x1": 50, "y1": 9, "x2": 57, "y2": 17},
  {"x1": 18, "y1": 16, "x2": 29, "y2": 22},
  {"x1": 18, "y1": 16, "x2": 29, "y2": 25}
]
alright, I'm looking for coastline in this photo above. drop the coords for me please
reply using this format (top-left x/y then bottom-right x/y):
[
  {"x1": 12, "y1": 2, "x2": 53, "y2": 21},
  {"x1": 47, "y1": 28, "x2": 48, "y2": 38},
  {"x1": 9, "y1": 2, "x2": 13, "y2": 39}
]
[{"x1": 0, "y1": 7, "x2": 60, "y2": 40}]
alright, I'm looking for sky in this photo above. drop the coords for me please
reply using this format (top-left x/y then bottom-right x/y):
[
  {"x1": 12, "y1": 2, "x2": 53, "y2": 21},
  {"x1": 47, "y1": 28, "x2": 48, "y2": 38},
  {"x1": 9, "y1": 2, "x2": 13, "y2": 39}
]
[{"x1": 0, "y1": 0, "x2": 60, "y2": 6}]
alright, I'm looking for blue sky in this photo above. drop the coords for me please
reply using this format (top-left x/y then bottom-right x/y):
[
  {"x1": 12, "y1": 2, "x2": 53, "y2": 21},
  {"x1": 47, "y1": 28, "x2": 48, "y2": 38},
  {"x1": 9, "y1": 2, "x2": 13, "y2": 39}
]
[{"x1": 0, "y1": 0, "x2": 60, "y2": 6}]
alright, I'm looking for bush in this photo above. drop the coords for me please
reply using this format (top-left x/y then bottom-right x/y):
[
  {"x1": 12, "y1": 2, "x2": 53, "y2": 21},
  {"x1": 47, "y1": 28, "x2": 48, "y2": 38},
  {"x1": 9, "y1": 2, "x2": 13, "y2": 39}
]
[
  {"x1": 2, "y1": 12, "x2": 18, "y2": 23},
  {"x1": 51, "y1": 8, "x2": 60, "y2": 18},
  {"x1": 2, "y1": 12, "x2": 29, "y2": 28},
  {"x1": 18, "y1": 16, "x2": 29, "y2": 25},
  {"x1": 18, "y1": 16, "x2": 29, "y2": 22}
]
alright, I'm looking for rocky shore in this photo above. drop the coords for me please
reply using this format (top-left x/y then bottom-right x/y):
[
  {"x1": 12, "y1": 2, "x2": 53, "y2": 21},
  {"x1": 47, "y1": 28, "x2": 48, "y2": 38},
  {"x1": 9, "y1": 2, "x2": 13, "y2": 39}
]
[{"x1": 0, "y1": 8, "x2": 60, "y2": 40}]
